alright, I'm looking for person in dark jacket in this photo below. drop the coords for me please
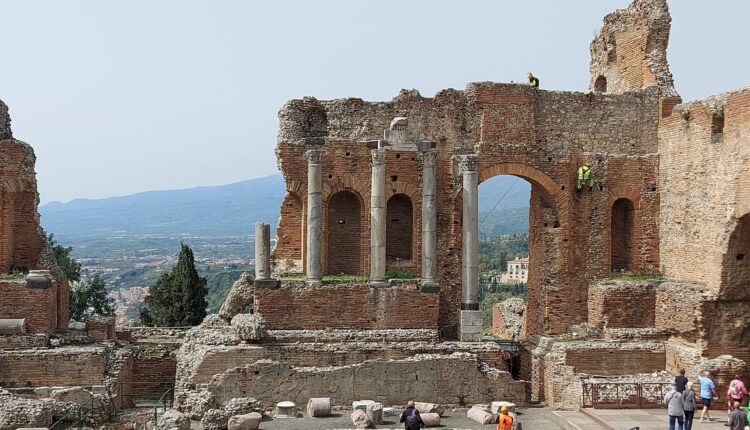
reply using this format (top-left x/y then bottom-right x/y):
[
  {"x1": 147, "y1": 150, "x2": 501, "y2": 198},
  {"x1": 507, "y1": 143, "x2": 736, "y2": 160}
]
[
  {"x1": 400, "y1": 400, "x2": 425, "y2": 430},
  {"x1": 675, "y1": 368, "x2": 688, "y2": 393}
]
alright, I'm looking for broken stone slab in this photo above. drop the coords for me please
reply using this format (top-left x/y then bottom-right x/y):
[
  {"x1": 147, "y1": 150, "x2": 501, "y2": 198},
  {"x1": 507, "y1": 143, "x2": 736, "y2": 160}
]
[
  {"x1": 230, "y1": 313, "x2": 267, "y2": 343},
  {"x1": 0, "y1": 318, "x2": 26, "y2": 335},
  {"x1": 467, "y1": 405, "x2": 495, "y2": 424},
  {"x1": 352, "y1": 400, "x2": 375, "y2": 411},
  {"x1": 24, "y1": 270, "x2": 53, "y2": 289},
  {"x1": 414, "y1": 401, "x2": 445, "y2": 416},
  {"x1": 274, "y1": 401, "x2": 297, "y2": 418},
  {"x1": 350, "y1": 409, "x2": 373, "y2": 429},
  {"x1": 365, "y1": 402, "x2": 383, "y2": 425},
  {"x1": 306, "y1": 397, "x2": 331, "y2": 417},
  {"x1": 200, "y1": 408, "x2": 228, "y2": 430},
  {"x1": 421, "y1": 412, "x2": 441, "y2": 427},
  {"x1": 157, "y1": 408, "x2": 191, "y2": 430},
  {"x1": 218, "y1": 273, "x2": 254, "y2": 321},
  {"x1": 227, "y1": 412, "x2": 261, "y2": 430},
  {"x1": 50, "y1": 387, "x2": 92, "y2": 405}
]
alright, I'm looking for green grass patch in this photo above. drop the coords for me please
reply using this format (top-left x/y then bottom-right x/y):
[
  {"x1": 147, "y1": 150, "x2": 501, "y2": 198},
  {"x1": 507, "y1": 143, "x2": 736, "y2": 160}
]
[
  {"x1": 608, "y1": 271, "x2": 664, "y2": 281},
  {"x1": 385, "y1": 269, "x2": 416, "y2": 279},
  {"x1": 321, "y1": 274, "x2": 369, "y2": 285}
]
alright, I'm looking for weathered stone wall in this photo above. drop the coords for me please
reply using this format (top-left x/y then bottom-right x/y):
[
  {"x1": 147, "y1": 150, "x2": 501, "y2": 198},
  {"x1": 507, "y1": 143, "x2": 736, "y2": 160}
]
[
  {"x1": 565, "y1": 344, "x2": 665, "y2": 375},
  {"x1": 254, "y1": 281, "x2": 439, "y2": 330},
  {"x1": 0, "y1": 347, "x2": 107, "y2": 387},
  {"x1": 491, "y1": 297, "x2": 525, "y2": 339},
  {"x1": 204, "y1": 353, "x2": 526, "y2": 408},
  {"x1": 588, "y1": 280, "x2": 657, "y2": 329},
  {"x1": 274, "y1": 82, "x2": 662, "y2": 338},
  {"x1": 589, "y1": 0, "x2": 675, "y2": 95}
]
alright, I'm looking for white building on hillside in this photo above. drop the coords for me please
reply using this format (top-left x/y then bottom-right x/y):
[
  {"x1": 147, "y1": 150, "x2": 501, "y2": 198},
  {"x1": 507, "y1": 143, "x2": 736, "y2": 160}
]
[{"x1": 500, "y1": 256, "x2": 529, "y2": 284}]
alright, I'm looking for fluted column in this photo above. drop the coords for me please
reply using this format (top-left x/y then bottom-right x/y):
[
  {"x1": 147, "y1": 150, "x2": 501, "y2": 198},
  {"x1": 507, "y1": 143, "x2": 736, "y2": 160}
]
[
  {"x1": 306, "y1": 148, "x2": 323, "y2": 285},
  {"x1": 420, "y1": 149, "x2": 438, "y2": 289},
  {"x1": 459, "y1": 154, "x2": 481, "y2": 341},
  {"x1": 369, "y1": 148, "x2": 387, "y2": 284}
]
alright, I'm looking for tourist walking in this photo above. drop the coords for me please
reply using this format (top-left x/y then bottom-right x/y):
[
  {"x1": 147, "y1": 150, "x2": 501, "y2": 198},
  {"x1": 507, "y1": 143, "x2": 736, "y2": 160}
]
[
  {"x1": 675, "y1": 369, "x2": 688, "y2": 393},
  {"x1": 727, "y1": 375, "x2": 748, "y2": 424},
  {"x1": 683, "y1": 381, "x2": 697, "y2": 430},
  {"x1": 664, "y1": 382, "x2": 685, "y2": 430},
  {"x1": 699, "y1": 371, "x2": 718, "y2": 422},
  {"x1": 399, "y1": 400, "x2": 425, "y2": 430},
  {"x1": 729, "y1": 400, "x2": 749, "y2": 430},
  {"x1": 497, "y1": 405, "x2": 514, "y2": 430}
]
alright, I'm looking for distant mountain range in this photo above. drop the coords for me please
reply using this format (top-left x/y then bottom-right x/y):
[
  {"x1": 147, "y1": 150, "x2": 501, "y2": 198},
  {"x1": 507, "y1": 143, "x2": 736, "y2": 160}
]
[{"x1": 40, "y1": 173, "x2": 530, "y2": 239}]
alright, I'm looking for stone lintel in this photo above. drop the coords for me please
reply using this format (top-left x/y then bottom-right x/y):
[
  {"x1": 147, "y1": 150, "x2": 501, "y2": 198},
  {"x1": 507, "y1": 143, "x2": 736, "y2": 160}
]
[
  {"x1": 419, "y1": 282, "x2": 440, "y2": 294},
  {"x1": 254, "y1": 279, "x2": 280, "y2": 289}
]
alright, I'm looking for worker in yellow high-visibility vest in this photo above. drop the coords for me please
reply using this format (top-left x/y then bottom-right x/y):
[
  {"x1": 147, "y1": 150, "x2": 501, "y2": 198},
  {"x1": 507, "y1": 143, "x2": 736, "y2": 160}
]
[{"x1": 577, "y1": 162, "x2": 594, "y2": 190}]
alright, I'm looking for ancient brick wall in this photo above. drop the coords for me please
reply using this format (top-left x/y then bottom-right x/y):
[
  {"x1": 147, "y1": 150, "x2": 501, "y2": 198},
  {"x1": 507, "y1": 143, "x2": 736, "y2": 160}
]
[
  {"x1": 274, "y1": 82, "x2": 662, "y2": 338},
  {"x1": 0, "y1": 280, "x2": 58, "y2": 333},
  {"x1": 587, "y1": 280, "x2": 656, "y2": 329},
  {"x1": 0, "y1": 347, "x2": 107, "y2": 387},
  {"x1": 130, "y1": 357, "x2": 176, "y2": 398},
  {"x1": 589, "y1": 0, "x2": 675, "y2": 95},
  {"x1": 565, "y1": 346, "x2": 665, "y2": 375},
  {"x1": 326, "y1": 190, "x2": 363, "y2": 275},
  {"x1": 254, "y1": 281, "x2": 439, "y2": 330}
]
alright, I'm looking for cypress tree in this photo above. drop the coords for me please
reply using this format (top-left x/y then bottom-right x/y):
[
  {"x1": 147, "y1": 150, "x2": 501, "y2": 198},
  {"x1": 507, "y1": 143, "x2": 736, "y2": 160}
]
[{"x1": 140, "y1": 243, "x2": 207, "y2": 326}]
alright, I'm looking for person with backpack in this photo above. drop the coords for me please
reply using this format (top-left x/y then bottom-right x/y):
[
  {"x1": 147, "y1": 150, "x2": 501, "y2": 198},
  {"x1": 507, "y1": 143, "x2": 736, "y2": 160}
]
[
  {"x1": 399, "y1": 400, "x2": 425, "y2": 430},
  {"x1": 664, "y1": 382, "x2": 685, "y2": 430},
  {"x1": 497, "y1": 405, "x2": 514, "y2": 430},
  {"x1": 727, "y1": 375, "x2": 748, "y2": 424}
]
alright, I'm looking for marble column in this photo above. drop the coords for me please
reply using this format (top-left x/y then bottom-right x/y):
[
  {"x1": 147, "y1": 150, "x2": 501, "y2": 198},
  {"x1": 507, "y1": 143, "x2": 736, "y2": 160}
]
[
  {"x1": 369, "y1": 148, "x2": 387, "y2": 284},
  {"x1": 420, "y1": 149, "x2": 438, "y2": 289},
  {"x1": 254, "y1": 222, "x2": 271, "y2": 280},
  {"x1": 306, "y1": 148, "x2": 323, "y2": 285},
  {"x1": 459, "y1": 154, "x2": 481, "y2": 341}
]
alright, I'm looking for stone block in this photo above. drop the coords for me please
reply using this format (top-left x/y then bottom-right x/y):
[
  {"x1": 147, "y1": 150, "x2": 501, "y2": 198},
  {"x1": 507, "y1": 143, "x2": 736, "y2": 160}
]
[
  {"x1": 253, "y1": 279, "x2": 279, "y2": 289},
  {"x1": 274, "y1": 401, "x2": 297, "y2": 418},
  {"x1": 365, "y1": 402, "x2": 383, "y2": 425},
  {"x1": 421, "y1": 412, "x2": 441, "y2": 427},
  {"x1": 306, "y1": 397, "x2": 331, "y2": 417},
  {"x1": 467, "y1": 405, "x2": 495, "y2": 424},
  {"x1": 351, "y1": 409, "x2": 373, "y2": 429},
  {"x1": 231, "y1": 314, "x2": 267, "y2": 342},
  {"x1": 227, "y1": 412, "x2": 261, "y2": 430},
  {"x1": 414, "y1": 402, "x2": 444, "y2": 416}
]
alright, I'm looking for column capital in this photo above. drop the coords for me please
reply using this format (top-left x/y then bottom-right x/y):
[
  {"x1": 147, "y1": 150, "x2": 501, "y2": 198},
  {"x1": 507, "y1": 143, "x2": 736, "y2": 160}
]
[
  {"x1": 306, "y1": 148, "x2": 323, "y2": 163},
  {"x1": 458, "y1": 154, "x2": 478, "y2": 173},
  {"x1": 419, "y1": 149, "x2": 438, "y2": 166},
  {"x1": 371, "y1": 148, "x2": 387, "y2": 165}
]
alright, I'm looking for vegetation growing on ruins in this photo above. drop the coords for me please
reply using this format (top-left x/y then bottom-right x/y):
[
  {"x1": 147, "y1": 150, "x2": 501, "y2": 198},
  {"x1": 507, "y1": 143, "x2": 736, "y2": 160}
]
[
  {"x1": 69, "y1": 275, "x2": 115, "y2": 321},
  {"x1": 48, "y1": 233, "x2": 81, "y2": 282},
  {"x1": 140, "y1": 243, "x2": 208, "y2": 327}
]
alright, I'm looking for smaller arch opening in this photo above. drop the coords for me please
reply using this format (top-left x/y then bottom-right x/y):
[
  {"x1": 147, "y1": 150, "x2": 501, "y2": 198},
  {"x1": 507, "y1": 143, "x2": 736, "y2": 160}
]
[
  {"x1": 594, "y1": 75, "x2": 607, "y2": 93},
  {"x1": 611, "y1": 198, "x2": 635, "y2": 272}
]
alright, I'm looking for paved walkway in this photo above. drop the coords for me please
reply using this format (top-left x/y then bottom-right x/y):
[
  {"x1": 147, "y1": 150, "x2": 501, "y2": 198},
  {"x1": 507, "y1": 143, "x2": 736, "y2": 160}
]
[{"x1": 572, "y1": 408, "x2": 730, "y2": 430}]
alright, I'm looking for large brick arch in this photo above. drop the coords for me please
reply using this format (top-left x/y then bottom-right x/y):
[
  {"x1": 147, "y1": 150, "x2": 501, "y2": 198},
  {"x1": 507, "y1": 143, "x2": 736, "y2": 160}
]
[
  {"x1": 478, "y1": 163, "x2": 567, "y2": 218},
  {"x1": 386, "y1": 194, "x2": 413, "y2": 262}
]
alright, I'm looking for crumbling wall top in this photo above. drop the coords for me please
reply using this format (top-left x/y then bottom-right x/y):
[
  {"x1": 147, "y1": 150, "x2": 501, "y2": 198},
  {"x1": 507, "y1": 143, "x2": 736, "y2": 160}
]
[
  {"x1": 0, "y1": 99, "x2": 11, "y2": 141},
  {"x1": 590, "y1": 0, "x2": 676, "y2": 96}
]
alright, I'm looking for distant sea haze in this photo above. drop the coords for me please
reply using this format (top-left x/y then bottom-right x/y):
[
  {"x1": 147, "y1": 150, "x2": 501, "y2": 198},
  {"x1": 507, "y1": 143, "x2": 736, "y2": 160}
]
[{"x1": 40, "y1": 173, "x2": 530, "y2": 240}]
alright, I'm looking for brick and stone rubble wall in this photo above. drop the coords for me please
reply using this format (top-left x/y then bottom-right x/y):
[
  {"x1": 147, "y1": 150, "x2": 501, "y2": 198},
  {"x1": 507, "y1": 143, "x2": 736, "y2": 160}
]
[
  {"x1": 0, "y1": 106, "x2": 70, "y2": 333},
  {"x1": 565, "y1": 345, "x2": 665, "y2": 375},
  {"x1": 274, "y1": 82, "x2": 662, "y2": 338},
  {"x1": 589, "y1": 0, "x2": 675, "y2": 95},
  {"x1": 204, "y1": 353, "x2": 526, "y2": 408},
  {"x1": 587, "y1": 280, "x2": 657, "y2": 329},
  {"x1": 0, "y1": 280, "x2": 58, "y2": 333},
  {"x1": 254, "y1": 281, "x2": 439, "y2": 330},
  {"x1": 0, "y1": 347, "x2": 107, "y2": 387},
  {"x1": 129, "y1": 357, "x2": 176, "y2": 399}
]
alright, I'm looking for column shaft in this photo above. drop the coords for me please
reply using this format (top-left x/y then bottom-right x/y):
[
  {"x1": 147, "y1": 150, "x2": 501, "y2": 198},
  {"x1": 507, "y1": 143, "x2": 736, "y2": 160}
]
[
  {"x1": 421, "y1": 150, "x2": 437, "y2": 285},
  {"x1": 254, "y1": 222, "x2": 271, "y2": 280},
  {"x1": 370, "y1": 149, "x2": 387, "y2": 283},
  {"x1": 461, "y1": 155, "x2": 479, "y2": 307},
  {"x1": 306, "y1": 149, "x2": 323, "y2": 284}
]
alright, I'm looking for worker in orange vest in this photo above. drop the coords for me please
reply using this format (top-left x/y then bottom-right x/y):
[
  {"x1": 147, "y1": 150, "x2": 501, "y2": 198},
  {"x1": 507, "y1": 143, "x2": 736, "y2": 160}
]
[{"x1": 497, "y1": 405, "x2": 514, "y2": 430}]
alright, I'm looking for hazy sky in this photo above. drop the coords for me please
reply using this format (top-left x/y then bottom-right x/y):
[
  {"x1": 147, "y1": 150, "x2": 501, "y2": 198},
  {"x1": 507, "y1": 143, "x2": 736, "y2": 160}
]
[{"x1": 1, "y1": 1, "x2": 748, "y2": 204}]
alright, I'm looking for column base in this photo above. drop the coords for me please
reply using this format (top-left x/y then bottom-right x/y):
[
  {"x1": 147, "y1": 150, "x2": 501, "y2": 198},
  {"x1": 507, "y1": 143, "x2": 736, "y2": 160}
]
[
  {"x1": 306, "y1": 279, "x2": 323, "y2": 287},
  {"x1": 368, "y1": 280, "x2": 389, "y2": 288},
  {"x1": 419, "y1": 280, "x2": 440, "y2": 293},
  {"x1": 458, "y1": 310, "x2": 483, "y2": 342},
  {"x1": 254, "y1": 278, "x2": 280, "y2": 289},
  {"x1": 460, "y1": 302, "x2": 480, "y2": 311}
]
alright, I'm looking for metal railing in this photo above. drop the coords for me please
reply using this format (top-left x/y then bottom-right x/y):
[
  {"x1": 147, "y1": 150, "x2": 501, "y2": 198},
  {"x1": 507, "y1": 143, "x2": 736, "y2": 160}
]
[
  {"x1": 48, "y1": 399, "x2": 95, "y2": 430},
  {"x1": 118, "y1": 381, "x2": 174, "y2": 408},
  {"x1": 582, "y1": 382, "x2": 671, "y2": 409}
]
